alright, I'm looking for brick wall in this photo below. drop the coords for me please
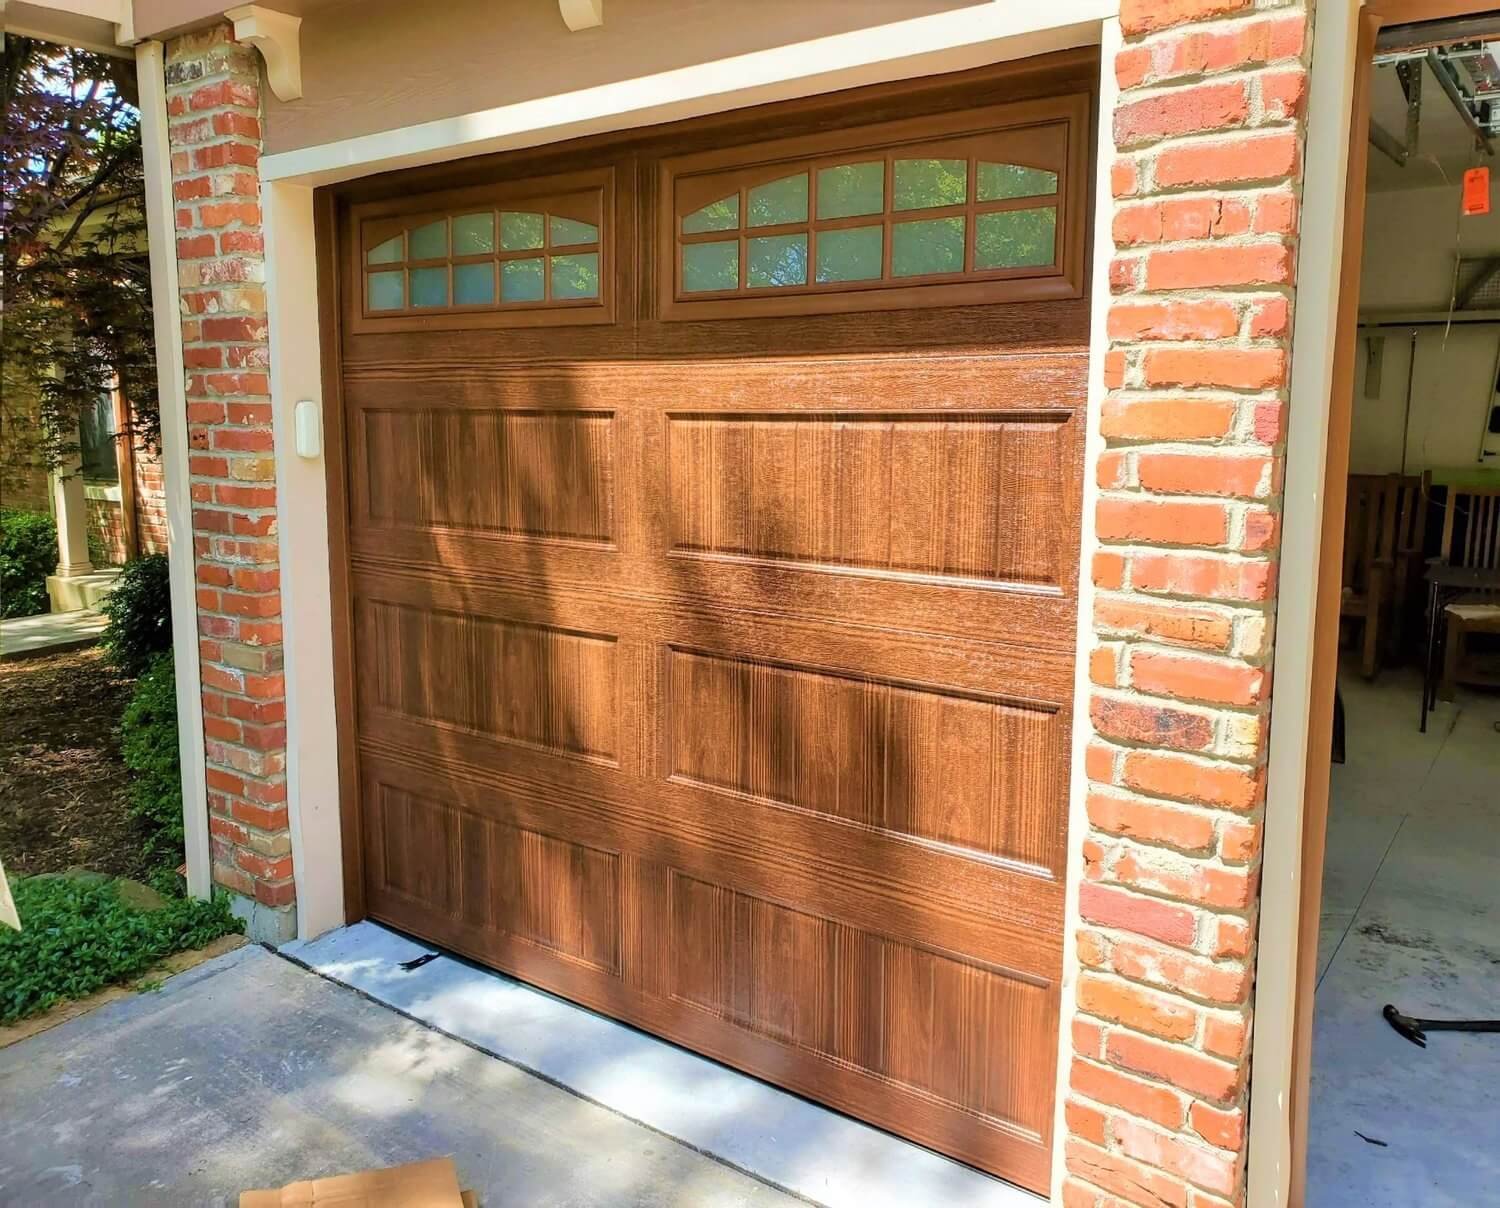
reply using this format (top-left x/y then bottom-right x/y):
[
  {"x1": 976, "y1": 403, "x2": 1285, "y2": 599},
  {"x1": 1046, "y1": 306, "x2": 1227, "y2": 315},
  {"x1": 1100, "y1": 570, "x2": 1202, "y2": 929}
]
[
  {"x1": 1063, "y1": 4, "x2": 1308, "y2": 1206},
  {"x1": 83, "y1": 434, "x2": 170, "y2": 566},
  {"x1": 165, "y1": 25, "x2": 294, "y2": 942}
]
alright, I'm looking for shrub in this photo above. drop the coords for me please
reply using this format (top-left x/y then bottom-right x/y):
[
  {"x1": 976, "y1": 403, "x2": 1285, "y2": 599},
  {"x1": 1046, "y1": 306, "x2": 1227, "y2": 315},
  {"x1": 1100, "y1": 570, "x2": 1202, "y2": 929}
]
[
  {"x1": 100, "y1": 552, "x2": 171, "y2": 676},
  {"x1": 120, "y1": 652, "x2": 184, "y2": 868},
  {"x1": 0, "y1": 875, "x2": 242, "y2": 1024},
  {"x1": 0, "y1": 508, "x2": 55, "y2": 618}
]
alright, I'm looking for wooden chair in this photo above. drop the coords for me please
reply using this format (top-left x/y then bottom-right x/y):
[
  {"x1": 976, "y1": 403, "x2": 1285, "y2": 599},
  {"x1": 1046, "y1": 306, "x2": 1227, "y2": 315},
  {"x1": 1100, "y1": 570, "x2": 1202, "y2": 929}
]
[
  {"x1": 1436, "y1": 486, "x2": 1500, "y2": 698},
  {"x1": 1341, "y1": 474, "x2": 1403, "y2": 678},
  {"x1": 1386, "y1": 473, "x2": 1428, "y2": 659}
]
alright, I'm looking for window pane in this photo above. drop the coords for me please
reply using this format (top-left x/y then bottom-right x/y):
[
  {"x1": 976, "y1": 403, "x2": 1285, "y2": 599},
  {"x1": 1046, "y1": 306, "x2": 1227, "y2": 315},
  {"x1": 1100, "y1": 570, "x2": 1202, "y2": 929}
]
[
  {"x1": 454, "y1": 262, "x2": 496, "y2": 305},
  {"x1": 747, "y1": 173, "x2": 808, "y2": 227},
  {"x1": 501, "y1": 257, "x2": 545, "y2": 302},
  {"x1": 550, "y1": 215, "x2": 598, "y2": 247},
  {"x1": 815, "y1": 225, "x2": 882, "y2": 283},
  {"x1": 816, "y1": 161, "x2": 883, "y2": 219},
  {"x1": 893, "y1": 158, "x2": 967, "y2": 211},
  {"x1": 500, "y1": 211, "x2": 545, "y2": 251},
  {"x1": 79, "y1": 392, "x2": 118, "y2": 482},
  {"x1": 975, "y1": 207, "x2": 1056, "y2": 269},
  {"x1": 452, "y1": 212, "x2": 495, "y2": 255},
  {"x1": 551, "y1": 252, "x2": 600, "y2": 299},
  {"x1": 977, "y1": 162, "x2": 1058, "y2": 201},
  {"x1": 891, "y1": 217, "x2": 965, "y2": 277},
  {"x1": 410, "y1": 266, "x2": 448, "y2": 307},
  {"x1": 747, "y1": 234, "x2": 808, "y2": 287},
  {"x1": 682, "y1": 240, "x2": 739, "y2": 292},
  {"x1": 367, "y1": 270, "x2": 405, "y2": 310},
  {"x1": 367, "y1": 234, "x2": 403, "y2": 265},
  {"x1": 683, "y1": 195, "x2": 739, "y2": 234},
  {"x1": 409, "y1": 219, "x2": 447, "y2": 260}
]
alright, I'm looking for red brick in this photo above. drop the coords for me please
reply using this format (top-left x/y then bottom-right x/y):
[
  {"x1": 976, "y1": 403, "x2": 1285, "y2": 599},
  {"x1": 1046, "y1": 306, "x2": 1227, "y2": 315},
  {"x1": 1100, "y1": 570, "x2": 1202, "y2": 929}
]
[
  {"x1": 1202, "y1": 1014, "x2": 1249, "y2": 1062},
  {"x1": 1164, "y1": 14, "x2": 1306, "y2": 81},
  {"x1": 1107, "y1": 1031, "x2": 1241, "y2": 1103},
  {"x1": 1097, "y1": 498, "x2": 1228, "y2": 546},
  {"x1": 201, "y1": 315, "x2": 267, "y2": 341},
  {"x1": 1108, "y1": 300, "x2": 1239, "y2": 342},
  {"x1": 1190, "y1": 1100, "x2": 1246, "y2": 1151},
  {"x1": 254, "y1": 876, "x2": 296, "y2": 908},
  {"x1": 1130, "y1": 650, "x2": 1265, "y2": 706},
  {"x1": 188, "y1": 79, "x2": 258, "y2": 111},
  {"x1": 1066, "y1": 1098, "x2": 1109, "y2": 1147},
  {"x1": 1094, "y1": 551, "x2": 1127, "y2": 590},
  {"x1": 192, "y1": 141, "x2": 259, "y2": 169},
  {"x1": 1112, "y1": 846, "x2": 1256, "y2": 909},
  {"x1": 1113, "y1": 202, "x2": 1162, "y2": 247},
  {"x1": 1249, "y1": 295, "x2": 1290, "y2": 338},
  {"x1": 1122, "y1": 750, "x2": 1263, "y2": 812},
  {"x1": 1079, "y1": 973, "x2": 1199, "y2": 1042},
  {"x1": 1132, "y1": 551, "x2": 1276, "y2": 602},
  {"x1": 1154, "y1": 132, "x2": 1300, "y2": 188},
  {"x1": 1066, "y1": 1140, "x2": 1190, "y2": 1208},
  {"x1": 1254, "y1": 190, "x2": 1298, "y2": 235},
  {"x1": 1091, "y1": 697, "x2": 1214, "y2": 753},
  {"x1": 1074, "y1": 1056, "x2": 1186, "y2": 1129},
  {"x1": 1087, "y1": 791, "x2": 1216, "y2": 852},
  {"x1": 1261, "y1": 68, "x2": 1309, "y2": 120},
  {"x1": 1115, "y1": 81, "x2": 1249, "y2": 146},
  {"x1": 1101, "y1": 398, "x2": 1236, "y2": 442},
  {"x1": 1112, "y1": 1117, "x2": 1239, "y2": 1198},
  {"x1": 1091, "y1": 645, "x2": 1120, "y2": 687},
  {"x1": 1112, "y1": 157, "x2": 1139, "y2": 198},
  {"x1": 1094, "y1": 597, "x2": 1233, "y2": 651},
  {"x1": 1219, "y1": 820, "x2": 1260, "y2": 864},
  {"x1": 1074, "y1": 1016, "x2": 1106, "y2": 1060},
  {"x1": 1137, "y1": 453, "x2": 1273, "y2": 498},
  {"x1": 212, "y1": 110, "x2": 261, "y2": 138},
  {"x1": 1145, "y1": 244, "x2": 1293, "y2": 291},
  {"x1": 1079, "y1": 882, "x2": 1197, "y2": 947},
  {"x1": 1120, "y1": 0, "x2": 1249, "y2": 35},
  {"x1": 1111, "y1": 938, "x2": 1248, "y2": 1004}
]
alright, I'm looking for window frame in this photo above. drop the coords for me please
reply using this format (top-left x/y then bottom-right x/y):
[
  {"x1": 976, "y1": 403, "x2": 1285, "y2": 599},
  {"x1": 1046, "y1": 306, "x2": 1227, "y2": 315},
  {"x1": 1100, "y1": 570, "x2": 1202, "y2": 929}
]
[
  {"x1": 346, "y1": 166, "x2": 615, "y2": 334},
  {"x1": 655, "y1": 94, "x2": 1089, "y2": 321}
]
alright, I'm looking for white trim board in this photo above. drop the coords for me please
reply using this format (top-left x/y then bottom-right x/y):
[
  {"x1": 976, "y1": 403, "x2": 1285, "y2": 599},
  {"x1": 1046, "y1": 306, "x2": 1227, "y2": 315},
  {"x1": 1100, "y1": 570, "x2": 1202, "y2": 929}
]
[
  {"x1": 136, "y1": 38, "x2": 213, "y2": 902},
  {"x1": 284, "y1": 922, "x2": 1042, "y2": 1208},
  {"x1": 260, "y1": 0, "x2": 1115, "y2": 187},
  {"x1": 1249, "y1": 1, "x2": 1362, "y2": 1205}
]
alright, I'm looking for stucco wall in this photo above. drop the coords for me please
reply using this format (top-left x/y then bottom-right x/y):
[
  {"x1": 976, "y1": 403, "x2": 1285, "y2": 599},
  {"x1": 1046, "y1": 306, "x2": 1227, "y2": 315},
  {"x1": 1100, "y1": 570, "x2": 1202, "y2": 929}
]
[{"x1": 261, "y1": 0, "x2": 984, "y2": 155}]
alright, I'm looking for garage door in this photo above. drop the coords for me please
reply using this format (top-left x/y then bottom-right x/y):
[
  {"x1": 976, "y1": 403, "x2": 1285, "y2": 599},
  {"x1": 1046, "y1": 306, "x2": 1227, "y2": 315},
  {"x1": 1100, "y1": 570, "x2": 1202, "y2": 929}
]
[{"x1": 324, "y1": 58, "x2": 1092, "y2": 1193}]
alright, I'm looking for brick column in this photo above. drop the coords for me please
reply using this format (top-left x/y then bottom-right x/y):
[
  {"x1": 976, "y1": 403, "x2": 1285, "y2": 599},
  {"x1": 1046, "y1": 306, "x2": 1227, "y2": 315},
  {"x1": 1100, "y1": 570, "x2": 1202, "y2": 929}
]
[
  {"x1": 1064, "y1": 4, "x2": 1309, "y2": 1206},
  {"x1": 165, "y1": 26, "x2": 294, "y2": 942}
]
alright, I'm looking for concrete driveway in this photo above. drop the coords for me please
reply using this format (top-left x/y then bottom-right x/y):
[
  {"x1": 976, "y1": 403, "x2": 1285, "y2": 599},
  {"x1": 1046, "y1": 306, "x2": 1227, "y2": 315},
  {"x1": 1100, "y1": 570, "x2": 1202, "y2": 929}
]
[{"x1": 0, "y1": 945, "x2": 799, "y2": 1207}]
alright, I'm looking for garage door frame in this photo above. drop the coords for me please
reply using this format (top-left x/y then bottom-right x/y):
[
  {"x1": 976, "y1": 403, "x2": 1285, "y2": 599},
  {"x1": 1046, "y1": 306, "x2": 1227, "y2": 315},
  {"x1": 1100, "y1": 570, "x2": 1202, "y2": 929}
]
[{"x1": 253, "y1": 11, "x2": 1121, "y2": 1202}]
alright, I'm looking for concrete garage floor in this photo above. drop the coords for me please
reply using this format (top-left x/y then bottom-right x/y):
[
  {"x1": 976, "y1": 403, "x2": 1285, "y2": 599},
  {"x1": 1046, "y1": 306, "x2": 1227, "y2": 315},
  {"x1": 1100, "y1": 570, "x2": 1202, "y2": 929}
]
[
  {"x1": 1307, "y1": 664, "x2": 1500, "y2": 1206},
  {"x1": 0, "y1": 945, "x2": 798, "y2": 1207}
]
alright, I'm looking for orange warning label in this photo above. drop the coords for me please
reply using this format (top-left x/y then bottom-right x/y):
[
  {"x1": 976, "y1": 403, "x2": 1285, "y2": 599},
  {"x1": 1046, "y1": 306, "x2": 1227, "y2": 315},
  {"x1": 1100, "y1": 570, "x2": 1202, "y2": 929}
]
[{"x1": 1464, "y1": 166, "x2": 1491, "y2": 216}]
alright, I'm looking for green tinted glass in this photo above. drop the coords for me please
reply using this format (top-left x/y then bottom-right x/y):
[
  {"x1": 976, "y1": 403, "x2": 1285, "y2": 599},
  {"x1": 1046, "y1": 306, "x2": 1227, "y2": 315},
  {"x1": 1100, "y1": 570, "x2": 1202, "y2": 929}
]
[
  {"x1": 408, "y1": 220, "x2": 447, "y2": 260},
  {"x1": 500, "y1": 211, "x2": 545, "y2": 251},
  {"x1": 367, "y1": 234, "x2": 403, "y2": 265},
  {"x1": 975, "y1": 207, "x2": 1056, "y2": 269},
  {"x1": 452, "y1": 213, "x2": 495, "y2": 255},
  {"x1": 409, "y1": 266, "x2": 448, "y2": 307},
  {"x1": 551, "y1": 253, "x2": 600, "y2": 299},
  {"x1": 747, "y1": 174, "x2": 808, "y2": 227},
  {"x1": 550, "y1": 216, "x2": 598, "y2": 247},
  {"x1": 747, "y1": 235, "x2": 808, "y2": 287},
  {"x1": 815, "y1": 162, "x2": 883, "y2": 220},
  {"x1": 682, "y1": 240, "x2": 739, "y2": 292},
  {"x1": 366, "y1": 270, "x2": 404, "y2": 310},
  {"x1": 976, "y1": 163, "x2": 1058, "y2": 202},
  {"x1": 683, "y1": 195, "x2": 739, "y2": 234},
  {"x1": 890, "y1": 217, "x2": 965, "y2": 277},
  {"x1": 814, "y1": 226, "x2": 882, "y2": 283},
  {"x1": 893, "y1": 158, "x2": 967, "y2": 211},
  {"x1": 501, "y1": 257, "x2": 545, "y2": 302},
  {"x1": 453, "y1": 262, "x2": 495, "y2": 305}
]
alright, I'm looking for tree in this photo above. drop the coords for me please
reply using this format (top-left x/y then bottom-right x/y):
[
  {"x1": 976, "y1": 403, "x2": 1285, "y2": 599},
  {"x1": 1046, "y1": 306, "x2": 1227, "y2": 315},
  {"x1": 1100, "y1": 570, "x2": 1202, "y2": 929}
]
[{"x1": 1, "y1": 36, "x2": 157, "y2": 493}]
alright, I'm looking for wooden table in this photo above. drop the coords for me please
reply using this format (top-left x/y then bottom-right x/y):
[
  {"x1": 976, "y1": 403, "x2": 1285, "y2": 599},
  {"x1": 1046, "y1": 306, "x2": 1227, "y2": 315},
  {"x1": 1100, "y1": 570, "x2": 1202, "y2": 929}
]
[{"x1": 1420, "y1": 562, "x2": 1500, "y2": 732}]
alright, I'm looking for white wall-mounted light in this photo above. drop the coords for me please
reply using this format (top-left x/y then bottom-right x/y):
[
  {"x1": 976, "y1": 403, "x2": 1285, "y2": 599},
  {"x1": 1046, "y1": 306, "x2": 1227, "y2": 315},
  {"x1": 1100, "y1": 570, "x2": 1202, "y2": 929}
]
[{"x1": 294, "y1": 399, "x2": 322, "y2": 459}]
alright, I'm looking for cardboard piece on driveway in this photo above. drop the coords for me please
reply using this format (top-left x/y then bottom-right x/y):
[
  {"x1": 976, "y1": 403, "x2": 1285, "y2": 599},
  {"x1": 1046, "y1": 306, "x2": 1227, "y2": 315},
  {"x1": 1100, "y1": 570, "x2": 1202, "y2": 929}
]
[{"x1": 239, "y1": 1156, "x2": 473, "y2": 1207}]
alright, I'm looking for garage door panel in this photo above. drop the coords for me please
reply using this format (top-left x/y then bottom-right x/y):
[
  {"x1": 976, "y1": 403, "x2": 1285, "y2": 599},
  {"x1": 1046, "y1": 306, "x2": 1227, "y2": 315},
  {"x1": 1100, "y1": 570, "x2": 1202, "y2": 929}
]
[
  {"x1": 360, "y1": 744, "x2": 1062, "y2": 977},
  {"x1": 662, "y1": 644, "x2": 1065, "y2": 869},
  {"x1": 353, "y1": 596, "x2": 626, "y2": 767},
  {"x1": 660, "y1": 408, "x2": 1073, "y2": 589},
  {"x1": 353, "y1": 562, "x2": 1075, "y2": 704}
]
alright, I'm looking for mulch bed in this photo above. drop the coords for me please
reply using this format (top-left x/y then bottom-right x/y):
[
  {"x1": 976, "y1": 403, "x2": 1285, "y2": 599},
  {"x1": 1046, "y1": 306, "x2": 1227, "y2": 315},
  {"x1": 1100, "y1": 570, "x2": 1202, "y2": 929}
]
[{"x1": 0, "y1": 648, "x2": 154, "y2": 881}]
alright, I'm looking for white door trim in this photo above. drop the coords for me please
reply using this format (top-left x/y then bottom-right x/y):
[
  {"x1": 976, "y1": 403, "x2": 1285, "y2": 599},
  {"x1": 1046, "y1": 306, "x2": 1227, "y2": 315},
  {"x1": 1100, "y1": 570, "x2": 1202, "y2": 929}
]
[
  {"x1": 136, "y1": 39, "x2": 213, "y2": 901},
  {"x1": 1248, "y1": 1, "x2": 1362, "y2": 1205}
]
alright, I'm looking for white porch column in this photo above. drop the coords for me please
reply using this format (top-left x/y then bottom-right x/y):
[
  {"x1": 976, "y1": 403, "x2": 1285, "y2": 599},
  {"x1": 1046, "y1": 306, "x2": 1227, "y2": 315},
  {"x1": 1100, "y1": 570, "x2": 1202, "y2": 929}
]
[{"x1": 51, "y1": 458, "x2": 94, "y2": 578}]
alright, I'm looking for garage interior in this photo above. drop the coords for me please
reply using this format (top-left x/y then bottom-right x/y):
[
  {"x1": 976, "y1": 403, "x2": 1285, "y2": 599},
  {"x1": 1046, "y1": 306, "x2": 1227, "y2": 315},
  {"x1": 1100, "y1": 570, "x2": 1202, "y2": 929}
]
[{"x1": 1308, "y1": 15, "x2": 1500, "y2": 1205}]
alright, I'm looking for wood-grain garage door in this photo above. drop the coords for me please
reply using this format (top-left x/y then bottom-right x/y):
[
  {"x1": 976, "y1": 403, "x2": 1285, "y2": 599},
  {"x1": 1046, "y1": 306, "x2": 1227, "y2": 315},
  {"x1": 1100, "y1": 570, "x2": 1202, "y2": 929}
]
[{"x1": 322, "y1": 55, "x2": 1093, "y2": 1193}]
